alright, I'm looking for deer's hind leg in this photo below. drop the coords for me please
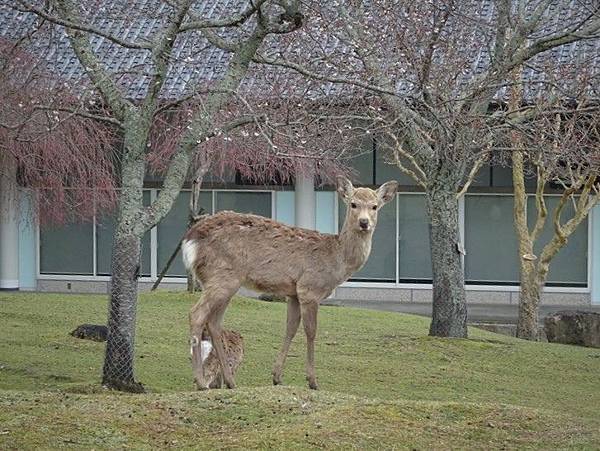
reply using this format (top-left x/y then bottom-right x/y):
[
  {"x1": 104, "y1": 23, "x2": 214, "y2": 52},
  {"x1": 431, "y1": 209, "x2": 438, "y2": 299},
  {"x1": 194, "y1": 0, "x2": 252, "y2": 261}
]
[
  {"x1": 189, "y1": 277, "x2": 240, "y2": 390},
  {"x1": 272, "y1": 295, "x2": 301, "y2": 385}
]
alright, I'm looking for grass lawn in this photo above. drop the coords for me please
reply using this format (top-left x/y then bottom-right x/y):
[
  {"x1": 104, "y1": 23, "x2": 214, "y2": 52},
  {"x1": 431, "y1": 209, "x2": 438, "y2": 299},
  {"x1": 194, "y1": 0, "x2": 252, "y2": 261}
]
[{"x1": 1, "y1": 291, "x2": 599, "y2": 449}]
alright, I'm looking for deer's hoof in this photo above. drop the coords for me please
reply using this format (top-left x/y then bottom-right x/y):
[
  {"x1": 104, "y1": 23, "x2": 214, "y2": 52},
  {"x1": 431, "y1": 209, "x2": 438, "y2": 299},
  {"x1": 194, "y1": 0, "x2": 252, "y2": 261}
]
[
  {"x1": 272, "y1": 373, "x2": 282, "y2": 385},
  {"x1": 307, "y1": 379, "x2": 318, "y2": 390}
]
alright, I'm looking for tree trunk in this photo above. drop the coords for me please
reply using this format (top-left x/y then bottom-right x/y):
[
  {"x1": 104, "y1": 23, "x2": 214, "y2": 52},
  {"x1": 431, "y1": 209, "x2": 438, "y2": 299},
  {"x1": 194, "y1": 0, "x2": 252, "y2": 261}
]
[
  {"x1": 426, "y1": 189, "x2": 468, "y2": 338},
  {"x1": 516, "y1": 262, "x2": 543, "y2": 340},
  {"x1": 102, "y1": 146, "x2": 146, "y2": 392},
  {"x1": 102, "y1": 230, "x2": 145, "y2": 392},
  {"x1": 512, "y1": 145, "x2": 545, "y2": 341}
]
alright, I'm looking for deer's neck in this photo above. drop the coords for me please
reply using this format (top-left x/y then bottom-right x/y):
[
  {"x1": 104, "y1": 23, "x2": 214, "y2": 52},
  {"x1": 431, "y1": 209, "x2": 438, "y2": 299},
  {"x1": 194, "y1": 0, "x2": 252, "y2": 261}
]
[{"x1": 338, "y1": 224, "x2": 374, "y2": 275}]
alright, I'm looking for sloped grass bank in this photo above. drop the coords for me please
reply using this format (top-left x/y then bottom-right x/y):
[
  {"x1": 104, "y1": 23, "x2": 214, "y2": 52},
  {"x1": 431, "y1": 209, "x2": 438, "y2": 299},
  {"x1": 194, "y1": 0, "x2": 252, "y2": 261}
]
[
  {"x1": 1, "y1": 292, "x2": 599, "y2": 449},
  {"x1": 0, "y1": 388, "x2": 594, "y2": 450}
]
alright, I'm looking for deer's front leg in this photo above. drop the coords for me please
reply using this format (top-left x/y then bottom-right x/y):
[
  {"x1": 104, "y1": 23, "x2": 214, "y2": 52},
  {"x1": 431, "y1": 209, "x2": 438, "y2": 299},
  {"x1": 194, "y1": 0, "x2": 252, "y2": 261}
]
[
  {"x1": 300, "y1": 301, "x2": 319, "y2": 390},
  {"x1": 272, "y1": 296, "x2": 301, "y2": 385}
]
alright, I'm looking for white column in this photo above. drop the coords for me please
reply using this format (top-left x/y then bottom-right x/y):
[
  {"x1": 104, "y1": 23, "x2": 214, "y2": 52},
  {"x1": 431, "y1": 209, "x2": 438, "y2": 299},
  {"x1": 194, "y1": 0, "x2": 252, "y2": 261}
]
[
  {"x1": 0, "y1": 156, "x2": 19, "y2": 289},
  {"x1": 294, "y1": 168, "x2": 315, "y2": 230}
]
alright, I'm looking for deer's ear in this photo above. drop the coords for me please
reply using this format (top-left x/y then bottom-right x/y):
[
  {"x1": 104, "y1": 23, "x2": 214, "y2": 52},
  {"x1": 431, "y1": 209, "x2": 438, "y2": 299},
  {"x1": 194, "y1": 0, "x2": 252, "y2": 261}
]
[
  {"x1": 336, "y1": 176, "x2": 354, "y2": 202},
  {"x1": 377, "y1": 180, "x2": 398, "y2": 205}
]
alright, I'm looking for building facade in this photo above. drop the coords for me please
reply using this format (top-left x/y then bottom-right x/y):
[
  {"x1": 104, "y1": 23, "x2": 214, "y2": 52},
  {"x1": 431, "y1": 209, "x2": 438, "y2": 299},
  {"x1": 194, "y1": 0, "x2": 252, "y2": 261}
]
[
  {"x1": 1, "y1": 1, "x2": 598, "y2": 307},
  {"x1": 2, "y1": 146, "x2": 599, "y2": 307}
]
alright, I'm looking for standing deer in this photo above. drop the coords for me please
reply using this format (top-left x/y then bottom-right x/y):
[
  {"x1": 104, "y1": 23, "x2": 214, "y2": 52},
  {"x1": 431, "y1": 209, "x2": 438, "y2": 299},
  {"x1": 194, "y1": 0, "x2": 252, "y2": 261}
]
[{"x1": 182, "y1": 176, "x2": 398, "y2": 390}]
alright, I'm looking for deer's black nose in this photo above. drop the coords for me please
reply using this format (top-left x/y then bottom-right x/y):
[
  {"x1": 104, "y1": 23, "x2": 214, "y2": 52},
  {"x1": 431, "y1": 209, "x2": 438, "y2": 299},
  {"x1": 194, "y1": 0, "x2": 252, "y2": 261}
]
[{"x1": 359, "y1": 219, "x2": 369, "y2": 229}]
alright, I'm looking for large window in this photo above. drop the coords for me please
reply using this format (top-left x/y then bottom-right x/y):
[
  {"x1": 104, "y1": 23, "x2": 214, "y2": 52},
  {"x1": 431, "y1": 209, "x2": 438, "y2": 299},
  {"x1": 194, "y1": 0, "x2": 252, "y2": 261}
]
[
  {"x1": 40, "y1": 211, "x2": 152, "y2": 277},
  {"x1": 40, "y1": 190, "x2": 272, "y2": 278},
  {"x1": 398, "y1": 195, "x2": 431, "y2": 282},
  {"x1": 374, "y1": 146, "x2": 418, "y2": 186},
  {"x1": 465, "y1": 195, "x2": 519, "y2": 284},
  {"x1": 465, "y1": 194, "x2": 588, "y2": 287},
  {"x1": 157, "y1": 191, "x2": 212, "y2": 277},
  {"x1": 339, "y1": 199, "x2": 396, "y2": 281},
  {"x1": 96, "y1": 191, "x2": 152, "y2": 276},
  {"x1": 346, "y1": 136, "x2": 375, "y2": 185},
  {"x1": 338, "y1": 194, "x2": 432, "y2": 283},
  {"x1": 40, "y1": 221, "x2": 94, "y2": 275},
  {"x1": 349, "y1": 142, "x2": 544, "y2": 191},
  {"x1": 527, "y1": 196, "x2": 588, "y2": 286},
  {"x1": 345, "y1": 138, "x2": 420, "y2": 186},
  {"x1": 215, "y1": 191, "x2": 272, "y2": 217},
  {"x1": 41, "y1": 190, "x2": 151, "y2": 276},
  {"x1": 37, "y1": 188, "x2": 591, "y2": 289}
]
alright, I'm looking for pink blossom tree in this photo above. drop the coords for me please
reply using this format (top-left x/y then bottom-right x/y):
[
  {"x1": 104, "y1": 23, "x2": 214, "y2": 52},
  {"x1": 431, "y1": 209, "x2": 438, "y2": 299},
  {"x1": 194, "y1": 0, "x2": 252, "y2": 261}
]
[
  {"x1": 0, "y1": 37, "x2": 118, "y2": 222},
  {"x1": 2, "y1": 0, "x2": 307, "y2": 392}
]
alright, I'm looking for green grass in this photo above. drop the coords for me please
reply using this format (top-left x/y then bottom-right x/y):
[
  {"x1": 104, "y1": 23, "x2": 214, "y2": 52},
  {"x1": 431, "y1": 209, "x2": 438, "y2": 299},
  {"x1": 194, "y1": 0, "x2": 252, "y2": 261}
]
[{"x1": 1, "y1": 291, "x2": 600, "y2": 449}]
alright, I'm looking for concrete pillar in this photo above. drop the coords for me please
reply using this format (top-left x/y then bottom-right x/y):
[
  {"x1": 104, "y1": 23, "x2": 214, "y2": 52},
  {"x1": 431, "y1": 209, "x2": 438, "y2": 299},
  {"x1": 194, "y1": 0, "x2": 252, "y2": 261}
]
[
  {"x1": 294, "y1": 168, "x2": 315, "y2": 230},
  {"x1": 18, "y1": 190, "x2": 36, "y2": 290},
  {"x1": 0, "y1": 156, "x2": 19, "y2": 289}
]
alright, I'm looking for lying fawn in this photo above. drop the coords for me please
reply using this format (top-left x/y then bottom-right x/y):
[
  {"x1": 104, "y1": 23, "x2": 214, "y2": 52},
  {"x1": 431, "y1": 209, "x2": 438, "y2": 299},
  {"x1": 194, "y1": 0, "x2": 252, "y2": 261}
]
[
  {"x1": 182, "y1": 176, "x2": 398, "y2": 390},
  {"x1": 192, "y1": 329, "x2": 244, "y2": 389}
]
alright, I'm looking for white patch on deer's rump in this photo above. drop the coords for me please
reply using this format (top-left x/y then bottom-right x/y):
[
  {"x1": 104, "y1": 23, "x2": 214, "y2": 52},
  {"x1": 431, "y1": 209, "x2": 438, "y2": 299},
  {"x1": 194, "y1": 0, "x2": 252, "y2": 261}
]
[{"x1": 181, "y1": 239, "x2": 197, "y2": 271}]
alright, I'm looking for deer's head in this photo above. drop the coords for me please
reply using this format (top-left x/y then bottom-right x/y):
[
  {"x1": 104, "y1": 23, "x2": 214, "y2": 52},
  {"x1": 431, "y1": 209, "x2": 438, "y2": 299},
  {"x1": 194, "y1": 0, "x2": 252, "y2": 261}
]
[{"x1": 337, "y1": 176, "x2": 398, "y2": 234}]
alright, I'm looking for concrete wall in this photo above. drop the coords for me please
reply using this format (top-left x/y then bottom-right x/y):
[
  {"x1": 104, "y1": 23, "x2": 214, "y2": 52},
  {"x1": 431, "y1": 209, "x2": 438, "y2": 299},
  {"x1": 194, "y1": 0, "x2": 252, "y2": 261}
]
[
  {"x1": 34, "y1": 278, "x2": 591, "y2": 307},
  {"x1": 331, "y1": 286, "x2": 589, "y2": 306}
]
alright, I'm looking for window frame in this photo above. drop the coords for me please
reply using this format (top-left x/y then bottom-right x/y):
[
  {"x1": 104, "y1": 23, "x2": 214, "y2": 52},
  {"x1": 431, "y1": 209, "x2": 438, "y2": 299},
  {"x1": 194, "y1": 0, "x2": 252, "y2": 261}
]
[
  {"x1": 35, "y1": 188, "x2": 591, "y2": 294},
  {"x1": 37, "y1": 188, "x2": 275, "y2": 284},
  {"x1": 338, "y1": 191, "x2": 591, "y2": 293}
]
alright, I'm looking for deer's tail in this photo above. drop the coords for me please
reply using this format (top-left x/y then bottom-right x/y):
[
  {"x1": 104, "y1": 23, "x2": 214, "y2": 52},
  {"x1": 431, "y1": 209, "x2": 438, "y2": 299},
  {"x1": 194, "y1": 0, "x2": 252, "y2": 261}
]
[{"x1": 182, "y1": 239, "x2": 198, "y2": 273}]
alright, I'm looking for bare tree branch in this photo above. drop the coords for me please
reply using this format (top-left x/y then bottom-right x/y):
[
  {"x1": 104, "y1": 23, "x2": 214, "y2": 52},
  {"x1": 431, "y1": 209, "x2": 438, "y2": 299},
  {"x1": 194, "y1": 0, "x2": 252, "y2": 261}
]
[
  {"x1": 14, "y1": 0, "x2": 152, "y2": 49},
  {"x1": 530, "y1": 163, "x2": 548, "y2": 244},
  {"x1": 457, "y1": 156, "x2": 486, "y2": 198},
  {"x1": 253, "y1": 53, "x2": 397, "y2": 97},
  {"x1": 181, "y1": 0, "x2": 269, "y2": 31},
  {"x1": 141, "y1": 20, "x2": 271, "y2": 229},
  {"x1": 142, "y1": 0, "x2": 194, "y2": 113},
  {"x1": 52, "y1": 0, "x2": 132, "y2": 121}
]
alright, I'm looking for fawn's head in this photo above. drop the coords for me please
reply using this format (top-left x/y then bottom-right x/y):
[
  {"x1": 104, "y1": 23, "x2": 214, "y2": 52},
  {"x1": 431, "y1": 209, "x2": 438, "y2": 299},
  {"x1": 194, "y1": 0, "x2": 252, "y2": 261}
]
[{"x1": 337, "y1": 176, "x2": 398, "y2": 233}]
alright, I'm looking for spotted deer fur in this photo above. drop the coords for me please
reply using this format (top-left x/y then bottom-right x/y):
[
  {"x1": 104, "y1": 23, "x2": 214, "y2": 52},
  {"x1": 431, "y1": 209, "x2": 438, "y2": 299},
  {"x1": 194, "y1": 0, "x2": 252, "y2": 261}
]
[
  {"x1": 193, "y1": 329, "x2": 243, "y2": 389},
  {"x1": 183, "y1": 176, "x2": 398, "y2": 390}
]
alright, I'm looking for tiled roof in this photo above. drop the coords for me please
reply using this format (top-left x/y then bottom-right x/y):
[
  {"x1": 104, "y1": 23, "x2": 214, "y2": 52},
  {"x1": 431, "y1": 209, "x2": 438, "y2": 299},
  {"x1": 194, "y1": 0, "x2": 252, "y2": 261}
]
[
  {"x1": 0, "y1": 0, "x2": 598, "y2": 101},
  {"x1": 0, "y1": 0, "x2": 247, "y2": 100}
]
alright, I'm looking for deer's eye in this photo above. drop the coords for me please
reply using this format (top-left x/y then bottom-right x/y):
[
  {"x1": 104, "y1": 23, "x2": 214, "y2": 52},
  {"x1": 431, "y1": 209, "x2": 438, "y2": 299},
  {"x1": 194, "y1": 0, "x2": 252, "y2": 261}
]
[
  {"x1": 351, "y1": 203, "x2": 357, "y2": 209},
  {"x1": 372, "y1": 205, "x2": 377, "y2": 210}
]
